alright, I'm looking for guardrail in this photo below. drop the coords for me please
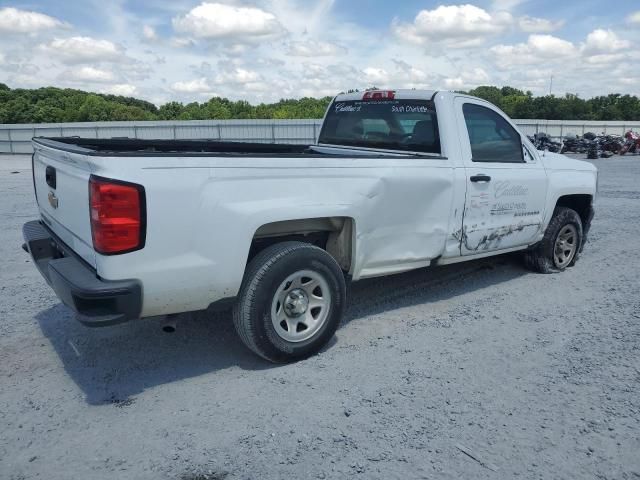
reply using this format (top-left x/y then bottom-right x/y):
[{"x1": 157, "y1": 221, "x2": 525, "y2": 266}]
[
  {"x1": 0, "y1": 119, "x2": 323, "y2": 154},
  {"x1": 1, "y1": 118, "x2": 639, "y2": 154}
]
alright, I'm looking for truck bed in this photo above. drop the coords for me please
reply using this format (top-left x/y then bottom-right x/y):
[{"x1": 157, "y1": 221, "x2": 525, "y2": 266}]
[
  {"x1": 32, "y1": 137, "x2": 441, "y2": 158},
  {"x1": 33, "y1": 137, "x2": 317, "y2": 157}
]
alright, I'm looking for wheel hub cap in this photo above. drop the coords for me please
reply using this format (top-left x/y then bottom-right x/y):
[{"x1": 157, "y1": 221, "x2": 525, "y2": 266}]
[
  {"x1": 283, "y1": 289, "x2": 309, "y2": 317},
  {"x1": 553, "y1": 224, "x2": 578, "y2": 268},
  {"x1": 271, "y1": 270, "x2": 332, "y2": 343}
]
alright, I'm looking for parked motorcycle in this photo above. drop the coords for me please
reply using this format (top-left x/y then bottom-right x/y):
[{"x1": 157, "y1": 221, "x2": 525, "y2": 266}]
[
  {"x1": 528, "y1": 132, "x2": 561, "y2": 152},
  {"x1": 531, "y1": 130, "x2": 629, "y2": 159},
  {"x1": 561, "y1": 132, "x2": 624, "y2": 158},
  {"x1": 620, "y1": 130, "x2": 640, "y2": 155}
]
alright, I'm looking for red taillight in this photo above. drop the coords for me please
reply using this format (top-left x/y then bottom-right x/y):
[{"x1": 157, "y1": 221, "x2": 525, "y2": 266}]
[
  {"x1": 89, "y1": 176, "x2": 145, "y2": 255},
  {"x1": 362, "y1": 90, "x2": 395, "y2": 101}
]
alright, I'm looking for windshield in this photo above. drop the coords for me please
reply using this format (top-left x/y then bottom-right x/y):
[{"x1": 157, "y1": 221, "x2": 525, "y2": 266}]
[{"x1": 318, "y1": 99, "x2": 440, "y2": 154}]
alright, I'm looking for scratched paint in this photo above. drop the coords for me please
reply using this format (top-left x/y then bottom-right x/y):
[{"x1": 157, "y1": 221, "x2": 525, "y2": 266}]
[
  {"x1": 455, "y1": 222, "x2": 538, "y2": 252},
  {"x1": 461, "y1": 168, "x2": 549, "y2": 256}
]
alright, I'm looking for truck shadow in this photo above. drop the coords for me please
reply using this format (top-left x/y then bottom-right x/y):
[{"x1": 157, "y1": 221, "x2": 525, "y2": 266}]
[{"x1": 36, "y1": 253, "x2": 527, "y2": 405}]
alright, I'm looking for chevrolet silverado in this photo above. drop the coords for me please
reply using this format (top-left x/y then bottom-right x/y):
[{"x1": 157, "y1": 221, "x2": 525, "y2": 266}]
[{"x1": 23, "y1": 90, "x2": 597, "y2": 362}]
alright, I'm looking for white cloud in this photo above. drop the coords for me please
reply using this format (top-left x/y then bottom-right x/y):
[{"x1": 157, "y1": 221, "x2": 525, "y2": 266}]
[
  {"x1": 363, "y1": 67, "x2": 390, "y2": 85},
  {"x1": 1, "y1": 61, "x2": 40, "y2": 75},
  {"x1": 518, "y1": 16, "x2": 564, "y2": 33},
  {"x1": 0, "y1": 0, "x2": 636, "y2": 104},
  {"x1": 443, "y1": 78, "x2": 466, "y2": 89},
  {"x1": 61, "y1": 66, "x2": 116, "y2": 83},
  {"x1": 291, "y1": 62, "x2": 362, "y2": 98},
  {"x1": 125, "y1": 61, "x2": 154, "y2": 81},
  {"x1": 101, "y1": 84, "x2": 138, "y2": 96},
  {"x1": 265, "y1": 0, "x2": 335, "y2": 37},
  {"x1": 170, "y1": 37, "x2": 196, "y2": 48},
  {"x1": 393, "y1": 4, "x2": 512, "y2": 48},
  {"x1": 288, "y1": 41, "x2": 347, "y2": 57},
  {"x1": 214, "y1": 68, "x2": 260, "y2": 85},
  {"x1": 521, "y1": 68, "x2": 553, "y2": 80},
  {"x1": 582, "y1": 29, "x2": 630, "y2": 55},
  {"x1": 444, "y1": 68, "x2": 490, "y2": 89},
  {"x1": 487, "y1": 28, "x2": 639, "y2": 96},
  {"x1": 172, "y1": 2, "x2": 285, "y2": 41},
  {"x1": 23, "y1": 63, "x2": 40, "y2": 75},
  {"x1": 491, "y1": 34, "x2": 577, "y2": 67},
  {"x1": 39, "y1": 37, "x2": 124, "y2": 64},
  {"x1": 392, "y1": 60, "x2": 430, "y2": 83},
  {"x1": 491, "y1": 30, "x2": 631, "y2": 72},
  {"x1": 583, "y1": 53, "x2": 625, "y2": 65},
  {"x1": 0, "y1": 7, "x2": 65, "y2": 33},
  {"x1": 292, "y1": 59, "x2": 436, "y2": 96},
  {"x1": 627, "y1": 11, "x2": 640, "y2": 24},
  {"x1": 528, "y1": 34, "x2": 576, "y2": 56},
  {"x1": 171, "y1": 78, "x2": 212, "y2": 93},
  {"x1": 490, "y1": 43, "x2": 525, "y2": 64},
  {"x1": 142, "y1": 25, "x2": 158, "y2": 42}
]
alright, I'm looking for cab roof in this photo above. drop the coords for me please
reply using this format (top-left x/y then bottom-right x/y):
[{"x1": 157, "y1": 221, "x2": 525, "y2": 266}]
[{"x1": 334, "y1": 89, "x2": 439, "y2": 102}]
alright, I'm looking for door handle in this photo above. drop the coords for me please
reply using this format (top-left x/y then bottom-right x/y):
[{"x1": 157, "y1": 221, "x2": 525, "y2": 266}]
[{"x1": 470, "y1": 174, "x2": 491, "y2": 183}]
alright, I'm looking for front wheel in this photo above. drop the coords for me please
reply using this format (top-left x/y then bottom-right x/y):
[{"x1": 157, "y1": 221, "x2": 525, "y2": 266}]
[
  {"x1": 524, "y1": 207, "x2": 583, "y2": 274},
  {"x1": 233, "y1": 241, "x2": 346, "y2": 363}
]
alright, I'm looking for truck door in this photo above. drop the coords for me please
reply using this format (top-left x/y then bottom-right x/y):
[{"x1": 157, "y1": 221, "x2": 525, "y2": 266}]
[{"x1": 454, "y1": 97, "x2": 547, "y2": 255}]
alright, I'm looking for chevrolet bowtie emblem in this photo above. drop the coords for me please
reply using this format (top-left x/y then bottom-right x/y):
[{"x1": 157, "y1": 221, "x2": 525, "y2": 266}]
[{"x1": 48, "y1": 191, "x2": 59, "y2": 209}]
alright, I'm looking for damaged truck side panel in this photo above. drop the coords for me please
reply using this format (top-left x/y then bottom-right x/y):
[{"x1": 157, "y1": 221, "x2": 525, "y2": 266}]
[
  {"x1": 452, "y1": 95, "x2": 551, "y2": 256},
  {"x1": 80, "y1": 154, "x2": 460, "y2": 317}
]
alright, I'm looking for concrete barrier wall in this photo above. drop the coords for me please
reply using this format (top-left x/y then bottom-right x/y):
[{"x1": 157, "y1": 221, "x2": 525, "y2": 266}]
[
  {"x1": 1, "y1": 118, "x2": 639, "y2": 154},
  {"x1": 0, "y1": 119, "x2": 322, "y2": 154}
]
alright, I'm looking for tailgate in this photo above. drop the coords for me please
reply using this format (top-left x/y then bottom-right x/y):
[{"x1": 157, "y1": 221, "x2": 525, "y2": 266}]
[{"x1": 32, "y1": 144, "x2": 96, "y2": 268}]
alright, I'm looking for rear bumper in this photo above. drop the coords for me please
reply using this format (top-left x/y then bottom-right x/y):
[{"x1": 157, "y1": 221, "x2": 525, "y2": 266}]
[{"x1": 22, "y1": 220, "x2": 142, "y2": 326}]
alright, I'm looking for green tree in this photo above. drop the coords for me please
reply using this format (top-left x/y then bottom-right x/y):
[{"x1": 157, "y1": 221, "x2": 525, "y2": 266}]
[
  {"x1": 467, "y1": 86, "x2": 504, "y2": 109},
  {"x1": 178, "y1": 102, "x2": 206, "y2": 120},
  {"x1": 204, "y1": 98, "x2": 232, "y2": 119},
  {"x1": 158, "y1": 102, "x2": 184, "y2": 120},
  {"x1": 0, "y1": 83, "x2": 638, "y2": 123}
]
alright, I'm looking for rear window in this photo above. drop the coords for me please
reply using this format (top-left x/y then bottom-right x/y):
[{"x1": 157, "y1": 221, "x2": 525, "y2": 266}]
[{"x1": 318, "y1": 99, "x2": 440, "y2": 154}]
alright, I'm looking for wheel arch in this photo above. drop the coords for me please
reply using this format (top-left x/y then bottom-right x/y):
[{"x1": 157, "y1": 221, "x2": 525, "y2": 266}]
[
  {"x1": 248, "y1": 216, "x2": 356, "y2": 274},
  {"x1": 554, "y1": 194, "x2": 593, "y2": 232}
]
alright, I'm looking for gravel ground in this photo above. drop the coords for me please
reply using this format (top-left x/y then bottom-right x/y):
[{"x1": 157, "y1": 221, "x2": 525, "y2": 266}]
[{"x1": 1, "y1": 153, "x2": 639, "y2": 480}]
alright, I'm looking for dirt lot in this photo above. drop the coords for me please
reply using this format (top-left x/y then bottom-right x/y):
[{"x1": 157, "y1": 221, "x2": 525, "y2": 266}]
[{"x1": 0, "y1": 153, "x2": 639, "y2": 480}]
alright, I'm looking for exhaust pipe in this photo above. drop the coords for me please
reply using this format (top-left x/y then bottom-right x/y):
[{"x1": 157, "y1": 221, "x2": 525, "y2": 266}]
[{"x1": 162, "y1": 314, "x2": 178, "y2": 333}]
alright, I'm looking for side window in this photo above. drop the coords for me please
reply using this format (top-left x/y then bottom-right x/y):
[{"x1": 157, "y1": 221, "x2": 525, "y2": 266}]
[{"x1": 462, "y1": 103, "x2": 524, "y2": 163}]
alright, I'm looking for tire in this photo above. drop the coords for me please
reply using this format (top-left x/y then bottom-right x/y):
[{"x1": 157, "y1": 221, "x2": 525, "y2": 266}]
[
  {"x1": 233, "y1": 241, "x2": 346, "y2": 363},
  {"x1": 524, "y1": 207, "x2": 583, "y2": 274}
]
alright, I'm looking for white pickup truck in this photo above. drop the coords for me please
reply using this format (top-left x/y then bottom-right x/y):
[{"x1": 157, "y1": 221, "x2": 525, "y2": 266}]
[{"x1": 23, "y1": 89, "x2": 596, "y2": 362}]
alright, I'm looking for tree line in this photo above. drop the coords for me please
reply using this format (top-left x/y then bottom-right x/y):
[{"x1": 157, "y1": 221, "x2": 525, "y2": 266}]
[
  {"x1": 0, "y1": 82, "x2": 638, "y2": 123},
  {"x1": 466, "y1": 86, "x2": 640, "y2": 122}
]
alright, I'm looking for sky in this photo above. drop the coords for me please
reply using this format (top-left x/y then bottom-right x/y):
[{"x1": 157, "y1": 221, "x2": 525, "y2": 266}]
[{"x1": 0, "y1": 0, "x2": 639, "y2": 105}]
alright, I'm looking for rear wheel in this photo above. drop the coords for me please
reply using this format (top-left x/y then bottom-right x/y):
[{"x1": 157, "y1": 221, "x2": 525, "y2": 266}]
[
  {"x1": 233, "y1": 241, "x2": 346, "y2": 363},
  {"x1": 524, "y1": 207, "x2": 583, "y2": 274}
]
